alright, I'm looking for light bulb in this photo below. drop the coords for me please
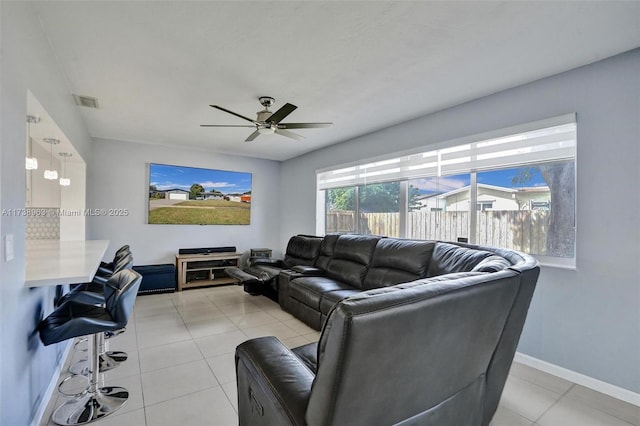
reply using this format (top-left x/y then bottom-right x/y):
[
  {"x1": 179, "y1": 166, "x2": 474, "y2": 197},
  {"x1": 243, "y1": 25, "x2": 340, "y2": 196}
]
[
  {"x1": 25, "y1": 157, "x2": 38, "y2": 170},
  {"x1": 44, "y1": 169, "x2": 58, "y2": 180},
  {"x1": 26, "y1": 116, "x2": 41, "y2": 170},
  {"x1": 43, "y1": 138, "x2": 60, "y2": 180}
]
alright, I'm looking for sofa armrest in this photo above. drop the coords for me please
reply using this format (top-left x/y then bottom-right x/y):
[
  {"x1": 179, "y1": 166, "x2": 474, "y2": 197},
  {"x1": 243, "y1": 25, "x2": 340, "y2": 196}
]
[
  {"x1": 290, "y1": 265, "x2": 325, "y2": 276},
  {"x1": 236, "y1": 337, "x2": 314, "y2": 426},
  {"x1": 277, "y1": 267, "x2": 325, "y2": 312},
  {"x1": 278, "y1": 270, "x2": 303, "y2": 311}
]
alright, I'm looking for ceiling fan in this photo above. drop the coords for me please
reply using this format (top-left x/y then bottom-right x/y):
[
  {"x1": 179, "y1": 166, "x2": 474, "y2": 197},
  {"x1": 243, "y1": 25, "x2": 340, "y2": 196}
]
[{"x1": 201, "y1": 97, "x2": 332, "y2": 142}]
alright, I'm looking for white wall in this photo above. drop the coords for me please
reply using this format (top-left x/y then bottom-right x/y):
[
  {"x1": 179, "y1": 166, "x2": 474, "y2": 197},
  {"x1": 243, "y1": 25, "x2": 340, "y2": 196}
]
[
  {"x1": 1, "y1": 1, "x2": 4, "y2": 421},
  {"x1": 0, "y1": 3, "x2": 93, "y2": 425},
  {"x1": 280, "y1": 49, "x2": 640, "y2": 393},
  {"x1": 87, "y1": 138, "x2": 282, "y2": 264}
]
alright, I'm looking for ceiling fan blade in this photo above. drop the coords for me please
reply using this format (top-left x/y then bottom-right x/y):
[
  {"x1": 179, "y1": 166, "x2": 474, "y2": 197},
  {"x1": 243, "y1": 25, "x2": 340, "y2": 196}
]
[
  {"x1": 275, "y1": 128, "x2": 305, "y2": 141},
  {"x1": 266, "y1": 103, "x2": 297, "y2": 124},
  {"x1": 210, "y1": 105, "x2": 257, "y2": 124},
  {"x1": 277, "y1": 122, "x2": 333, "y2": 129},
  {"x1": 245, "y1": 130, "x2": 261, "y2": 142},
  {"x1": 200, "y1": 124, "x2": 255, "y2": 127}
]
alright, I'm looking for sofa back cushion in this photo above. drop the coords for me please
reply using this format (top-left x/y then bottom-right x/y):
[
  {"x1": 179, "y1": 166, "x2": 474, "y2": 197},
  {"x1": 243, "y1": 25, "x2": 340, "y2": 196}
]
[
  {"x1": 283, "y1": 235, "x2": 323, "y2": 269},
  {"x1": 325, "y1": 234, "x2": 380, "y2": 289},
  {"x1": 471, "y1": 255, "x2": 512, "y2": 273},
  {"x1": 363, "y1": 239, "x2": 434, "y2": 289},
  {"x1": 427, "y1": 242, "x2": 509, "y2": 277},
  {"x1": 315, "y1": 234, "x2": 340, "y2": 271}
]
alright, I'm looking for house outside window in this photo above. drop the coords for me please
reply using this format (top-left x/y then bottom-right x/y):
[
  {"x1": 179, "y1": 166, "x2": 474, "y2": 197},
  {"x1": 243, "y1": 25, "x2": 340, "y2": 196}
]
[
  {"x1": 318, "y1": 114, "x2": 576, "y2": 267},
  {"x1": 477, "y1": 201, "x2": 494, "y2": 211}
]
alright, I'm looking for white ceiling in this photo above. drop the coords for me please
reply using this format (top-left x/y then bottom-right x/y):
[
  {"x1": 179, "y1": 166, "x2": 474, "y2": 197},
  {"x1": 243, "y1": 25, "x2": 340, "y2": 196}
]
[{"x1": 32, "y1": 1, "x2": 639, "y2": 161}]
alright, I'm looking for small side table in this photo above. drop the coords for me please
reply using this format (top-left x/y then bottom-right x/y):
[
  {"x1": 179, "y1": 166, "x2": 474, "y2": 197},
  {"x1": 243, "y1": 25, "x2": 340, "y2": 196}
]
[
  {"x1": 250, "y1": 248, "x2": 272, "y2": 258},
  {"x1": 175, "y1": 252, "x2": 241, "y2": 291}
]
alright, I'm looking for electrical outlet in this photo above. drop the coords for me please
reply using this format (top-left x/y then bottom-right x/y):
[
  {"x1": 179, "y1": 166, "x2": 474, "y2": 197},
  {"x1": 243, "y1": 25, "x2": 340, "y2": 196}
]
[{"x1": 4, "y1": 234, "x2": 14, "y2": 262}]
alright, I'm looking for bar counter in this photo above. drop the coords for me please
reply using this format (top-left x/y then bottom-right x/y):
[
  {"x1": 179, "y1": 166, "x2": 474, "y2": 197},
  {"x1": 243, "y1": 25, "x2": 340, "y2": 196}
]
[{"x1": 25, "y1": 239, "x2": 109, "y2": 288}]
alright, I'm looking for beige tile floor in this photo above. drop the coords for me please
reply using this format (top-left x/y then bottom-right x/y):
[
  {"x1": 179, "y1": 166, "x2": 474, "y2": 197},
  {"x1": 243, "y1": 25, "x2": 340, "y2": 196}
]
[{"x1": 41, "y1": 285, "x2": 639, "y2": 426}]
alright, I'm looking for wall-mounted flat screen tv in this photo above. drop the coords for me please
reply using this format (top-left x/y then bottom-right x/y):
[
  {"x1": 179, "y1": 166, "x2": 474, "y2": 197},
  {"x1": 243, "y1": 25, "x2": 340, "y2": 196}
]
[{"x1": 148, "y1": 163, "x2": 252, "y2": 225}]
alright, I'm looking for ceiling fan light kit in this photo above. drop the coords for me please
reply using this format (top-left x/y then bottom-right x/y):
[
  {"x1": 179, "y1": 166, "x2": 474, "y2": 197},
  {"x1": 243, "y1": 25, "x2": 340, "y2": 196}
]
[
  {"x1": 257, "y1": 127, "x2": 275, "y2": 135},
  {"x1": 201, "y1": 97, "x2": 332, "y2": 142}
]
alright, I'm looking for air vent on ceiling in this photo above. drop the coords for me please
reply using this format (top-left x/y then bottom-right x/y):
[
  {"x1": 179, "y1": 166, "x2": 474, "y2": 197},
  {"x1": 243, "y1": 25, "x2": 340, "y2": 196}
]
[{"x1": 73, "y1": 94, "x2": 100, "y2": 109}]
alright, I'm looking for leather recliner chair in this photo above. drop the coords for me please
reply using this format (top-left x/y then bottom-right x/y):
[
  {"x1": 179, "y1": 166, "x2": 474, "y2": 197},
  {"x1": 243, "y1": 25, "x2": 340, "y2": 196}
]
[{"x1": 225, "y1": 234, "x2": 323, "y2": 296}]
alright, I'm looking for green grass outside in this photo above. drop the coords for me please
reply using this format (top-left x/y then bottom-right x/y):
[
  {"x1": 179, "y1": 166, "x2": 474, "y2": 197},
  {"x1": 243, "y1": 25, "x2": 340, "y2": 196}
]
[
  {"x1": 175, "y1": 200, "x2": 250, "y2": 208},
  {"x1": 149, "y1": 207, "x2": 250, "y2": 225}
]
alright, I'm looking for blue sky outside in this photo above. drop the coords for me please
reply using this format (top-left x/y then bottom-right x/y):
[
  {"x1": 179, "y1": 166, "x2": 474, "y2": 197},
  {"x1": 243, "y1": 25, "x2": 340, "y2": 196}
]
[
  {"x1": 149, "y1": 163, "x2": 252, "y2": 194},
  {"x1": 411, "y1": 167, "x2": 547, "y2": 195},
  {"x1": 478, "y1": 167, "x2": 546, "y2": 188}
]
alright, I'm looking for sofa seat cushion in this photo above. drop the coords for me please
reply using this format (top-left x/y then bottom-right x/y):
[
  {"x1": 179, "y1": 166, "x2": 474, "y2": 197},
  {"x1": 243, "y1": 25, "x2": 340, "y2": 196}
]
[
  {"x1": 320, "y1": 289, "x2": 361, "y2": 315},
  {"x1": 292, "y1": 342, "x2": 318, "y2": 374},
  {"x1": 289, "y1": 277, "x2": 354, "y2": 310},
  {"x1": 427, "y1": 242, "x2": 502, "y2": 277}
]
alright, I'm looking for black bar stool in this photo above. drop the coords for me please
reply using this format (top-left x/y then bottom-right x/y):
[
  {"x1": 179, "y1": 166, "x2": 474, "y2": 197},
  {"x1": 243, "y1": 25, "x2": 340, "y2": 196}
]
[
  {"x1": 57, "y1": 253, "x2": 135, "y2": 377},
  {"x1": 96, "y1": 245, "x2": 131, "y2": 277},
  {"x1": 58, "y1": 253, "x2": 133, "y2": 307},
  {"x1": 39, "y1": 269, "x2": 141, "y2": 425}
]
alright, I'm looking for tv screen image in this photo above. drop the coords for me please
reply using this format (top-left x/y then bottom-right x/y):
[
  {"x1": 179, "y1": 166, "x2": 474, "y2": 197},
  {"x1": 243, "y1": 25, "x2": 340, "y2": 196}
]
[{"x1": 148, "y1": 163, "x2": 252, "y2": 225}]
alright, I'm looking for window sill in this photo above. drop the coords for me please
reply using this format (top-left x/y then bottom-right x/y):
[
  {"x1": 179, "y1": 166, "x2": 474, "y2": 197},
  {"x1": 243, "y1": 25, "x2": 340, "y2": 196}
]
[{"x1": 536, "y1": 255, "x2": 576, "y2": 270}]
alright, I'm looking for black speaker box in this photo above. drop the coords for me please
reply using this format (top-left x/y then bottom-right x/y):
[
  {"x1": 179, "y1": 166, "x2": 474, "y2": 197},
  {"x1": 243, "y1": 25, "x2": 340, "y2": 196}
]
[{"x1": 179, "y1": 246, "x2": 236, "y2": 255}]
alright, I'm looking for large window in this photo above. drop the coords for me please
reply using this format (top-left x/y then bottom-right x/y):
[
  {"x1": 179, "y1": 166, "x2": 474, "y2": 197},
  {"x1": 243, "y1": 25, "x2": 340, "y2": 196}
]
[
  {"x1": 325, "y1": 182, "x2": 403, "y2": 237},
  {"x1": 318, "y1": 114, "x2": 577, "y2": 267},
  {"x1": 325, "y1": 186, "x2": 357, "y2": 233},
  {"x1": 475, "y1": 161, "x2": 575, "y2": 258},
  {"x1": 407, "y1": 174, "x2": 470, "y2": 242}
]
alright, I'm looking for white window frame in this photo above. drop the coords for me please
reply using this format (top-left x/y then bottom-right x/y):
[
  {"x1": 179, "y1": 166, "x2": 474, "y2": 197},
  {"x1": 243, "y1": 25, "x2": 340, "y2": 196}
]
[{"x1": 317, "y1": 114, "x2": 577, "y2": 269}]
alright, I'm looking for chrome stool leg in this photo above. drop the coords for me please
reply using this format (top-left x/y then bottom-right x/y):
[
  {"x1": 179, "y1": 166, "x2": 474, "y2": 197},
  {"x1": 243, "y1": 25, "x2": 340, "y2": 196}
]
[
  {"x1": 57, "y1": 374, "x2": 89, "y2": 398},
  {"x1": 73, "y1": 337, "x2": 88, "y2": 352},
  {"x1": 52, "y1": 333, "x2": 128, "y2": 425},
  {"x1": 69, "y1": 332, "x2": 127, "y2": 375}
]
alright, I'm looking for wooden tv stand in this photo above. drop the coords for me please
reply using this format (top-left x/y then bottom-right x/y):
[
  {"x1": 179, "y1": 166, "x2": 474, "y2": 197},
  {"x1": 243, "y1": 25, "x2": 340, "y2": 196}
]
[{"x1": 175, "y1": 252, "x2": 242, "y2": 291}]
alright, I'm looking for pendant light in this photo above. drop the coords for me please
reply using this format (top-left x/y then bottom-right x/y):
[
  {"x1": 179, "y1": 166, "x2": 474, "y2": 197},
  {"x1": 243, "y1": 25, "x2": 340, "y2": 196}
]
[
  {"x1": 43, "y1": 138, "x2": 60, "y2": 180},
  {"x1": 58, "y1": 152, "x2": 72, "y2": 186},
  {"x1": 25, "y1": 115, "x2": 40, "y2": 170}
]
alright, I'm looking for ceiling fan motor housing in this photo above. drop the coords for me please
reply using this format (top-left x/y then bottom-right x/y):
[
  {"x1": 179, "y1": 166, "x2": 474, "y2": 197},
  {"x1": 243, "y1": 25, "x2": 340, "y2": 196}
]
[{"x1": 256, "y1": 110, "x2": 273, "y2": 123}]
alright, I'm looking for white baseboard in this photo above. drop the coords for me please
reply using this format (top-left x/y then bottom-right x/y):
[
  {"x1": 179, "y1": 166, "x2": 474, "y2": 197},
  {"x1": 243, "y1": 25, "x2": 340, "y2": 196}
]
[
  {"x1": 514, "y1": 352, "x2": 640, "y2": 407},
  {"x1": 30, "y1": 341, "x2": 73, "y2": 426}
]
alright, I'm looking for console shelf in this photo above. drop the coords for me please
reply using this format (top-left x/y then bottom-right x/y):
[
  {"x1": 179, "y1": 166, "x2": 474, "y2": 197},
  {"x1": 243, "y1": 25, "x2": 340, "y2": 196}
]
[{"x1": 175, "y1": 252, "x2": 241, "y2": 291}]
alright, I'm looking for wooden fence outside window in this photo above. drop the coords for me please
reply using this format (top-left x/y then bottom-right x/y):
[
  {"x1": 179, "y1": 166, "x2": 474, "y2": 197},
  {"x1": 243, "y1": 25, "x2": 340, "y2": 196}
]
[{"x1": 326, "y1": 210, "x2": 550, "y2": 256}]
